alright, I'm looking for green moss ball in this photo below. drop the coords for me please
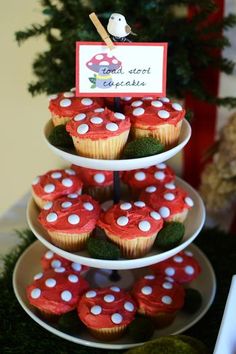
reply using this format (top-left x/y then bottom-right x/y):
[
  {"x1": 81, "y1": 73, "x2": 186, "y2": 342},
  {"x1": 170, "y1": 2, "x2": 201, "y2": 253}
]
[
  {"x1": 155, "y1": 222, "x2": 185, "y2": 250},
  {"x1": 122, "y1": 137, "x2": 164, "y2": 159},
  {"x1": 48, "y1": 124, "x2": 74, "y2": 148},
  {"x1": 86, "y1": 237, "x2": 121, "y2": 260},
  {"x1": 128, "y1": 317, "x2": 155, "y2": 342},
  {"x1": 183, "y1": 288, "x2": 203, "y2": 314}
]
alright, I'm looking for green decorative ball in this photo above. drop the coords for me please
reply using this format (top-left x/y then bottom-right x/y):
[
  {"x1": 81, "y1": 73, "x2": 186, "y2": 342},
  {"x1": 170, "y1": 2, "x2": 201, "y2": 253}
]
[
  {"x1": 128, "y1": 317, "x2": 155, "y2": 342},
  {"x1": 57, "y1": 311, "x2": 80, "y2": 332},
  {"x1": 155, "y1": 222, "x2": 185, "y2": 250},
  {"x1": 122, "y1": 137, "x2": 164, "y2": 159},
  {"x1": 86, "y1": 237, "x2": 121, "y2": 260},
  {"x1": 183, "y1": 288, "x2": 203, "y2": 314},
  {"x1": 48, "y1": 125, "x2": 74, "y2": 148}
]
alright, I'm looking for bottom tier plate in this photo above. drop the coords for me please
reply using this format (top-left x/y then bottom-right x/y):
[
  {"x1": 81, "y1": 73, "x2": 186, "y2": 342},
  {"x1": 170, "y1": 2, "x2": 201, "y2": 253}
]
[{"x1": 13, "y1": 241, "x2": 216, "y2": 350}]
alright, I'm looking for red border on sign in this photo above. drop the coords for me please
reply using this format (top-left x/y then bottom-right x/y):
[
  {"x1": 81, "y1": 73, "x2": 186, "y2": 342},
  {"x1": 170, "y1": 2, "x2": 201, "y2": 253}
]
[{"x1": 75, "y1": 41, "x2": 168, "y2": 97}]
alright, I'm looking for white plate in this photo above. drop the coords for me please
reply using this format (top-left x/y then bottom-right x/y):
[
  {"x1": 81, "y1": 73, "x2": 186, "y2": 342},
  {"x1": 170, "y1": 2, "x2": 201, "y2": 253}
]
[
  {"x1": 13, "y1": 241, "x2": 216, "y2": 350},
  {"x1": 44, "y1": 119, "x2": 191, "y2": 171},
  {"x1": 27, "y1": 177, "x2": 205, "y2": 270}
]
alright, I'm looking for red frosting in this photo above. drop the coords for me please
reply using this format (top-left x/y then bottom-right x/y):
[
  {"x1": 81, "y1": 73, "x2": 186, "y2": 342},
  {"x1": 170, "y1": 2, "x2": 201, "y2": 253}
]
[
  {"x1": 32, "y1": 168, "x2": 83, "y2": 202},
  {"x1": 66, "y1": 107, "x2": 130, "y2": 140},
  {"x1": 27, "y1": 268, "x2": 89, "y2": 315},
  {"x1": 97, "y1": 201, "x2": 164, "y2": 239},
  {"x1": 38, "y1": 194, "x2": 100, "y2": 233},
  {"x1": 150, "y1": 250, "x2": 201, "y2": 284},
  {"x1": 48, "y1": 92, "x2": 103, "y2": 117},
  {"x1": 122, "y1": 163, "x2": 175, "y2": 191},
  {"x1": 124, "y1": 97, "x2": 185, "y2": 128},
  {"x1": 71, "y1": 165, "x2": 114, "y2": 187},
  {"x1": 140, "y1": 184, "x2": 194, "y2": 221},
  {"x1": 132, "y1": 274, "x2": 185, "y2": 315},
  {"x1": 41, "y1": 250, "x2": 89, "y2": 274},
  {"x1": 78, "y1": 287, "x2": 136, "y2": 329}
]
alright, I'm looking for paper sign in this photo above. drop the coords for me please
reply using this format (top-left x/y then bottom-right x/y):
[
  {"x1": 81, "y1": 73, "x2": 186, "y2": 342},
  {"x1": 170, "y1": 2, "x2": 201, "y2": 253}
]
[{"x1": 76, "y1": 42, "x2": 167, "y2": 97}]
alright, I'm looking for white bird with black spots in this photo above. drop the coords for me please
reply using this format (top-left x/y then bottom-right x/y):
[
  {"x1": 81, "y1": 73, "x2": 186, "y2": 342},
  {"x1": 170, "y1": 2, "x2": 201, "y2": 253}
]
[{"x1": 107, "y1": 13, "x2": 137, "y2": 42}]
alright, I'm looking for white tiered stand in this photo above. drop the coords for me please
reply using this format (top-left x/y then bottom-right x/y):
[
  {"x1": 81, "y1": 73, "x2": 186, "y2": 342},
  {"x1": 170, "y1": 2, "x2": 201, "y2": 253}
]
[{"x1": 13, "y1": 118, "x2": 216, "y2": 350}]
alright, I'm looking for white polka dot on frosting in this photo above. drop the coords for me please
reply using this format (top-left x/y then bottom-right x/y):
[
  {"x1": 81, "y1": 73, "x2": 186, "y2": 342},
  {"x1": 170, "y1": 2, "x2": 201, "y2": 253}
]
[
  {"x1": 71, "y1": 262, "x2": 82, "y2": 271},
  {"x1": 142, "y1": 96, "x2": 153, "y2": 100},
  {"x1": 156, "y1": 163, "x2": 167, "y2": 169},
  {"x1": 159, "y1": 207, "x2": 171, "y2": 218},
  {"x1": 111, "y1": 313, "x2": 123, "y2": 324},
  {"x1": 74, "y1": 113, "x2": 86, "y2": 121},
  {"x1": 70, "y1": 87, "x2": 76, "y2": 92},
  {"x1": 114, "y1": 112, "x2": 125, "y2": 120},
  {"x1": 117, "y1": 216, "x2": 129, "y2": 226},
  {"x1": 158, "y1": 110, "x2": 170, "y2": 119},
  {"x1": 131, "y1": 100, "x2": 143, "y2": 107},
  {"x1": 61, "y1": 290, "x2": 72, "y2": 302},
  {"x1": 65, "y1": 169, "x2": 76, "y2": 175},
  {"x1": 138, "y1": 220, "x2": 151, "y2": 232},
  {"x1": 44, "y1": 183, "x2": 55, "y2": 193},
  {"x1": 63, "y1": 92, "x2": 74, "y2": 98},
  {"x1": 68, "y1": 214, "x2": 80, "y2": 225},
  {"x1": 81, "y1": 98, "x2": 93, "y2": 106},
  {"x1": 185, "y1": 265, "x2": 195, "y2": 275},
  {"x1": 104, "y1": 294, "x2": 115, "y2": 303},
  {"x1": 46, "y1": 212, "x2": 58, "y2": 223},
  {"x1": 91, "y1": 305, "x2": 102, "y2": 315},
  {"x1": 54, "y1": 267, "x2": 66, "y2": 273},
  {"x1": 144, "y1": 275, "x2": 155, "y2": 280},
  {"x1": 86, "y1": 290, "x2": 97, "y2": 298},
  {"x1": 165, "y1": 183, "x2": 176, "y2": 190},
  {"x1": 51, "y1": 172, "x2": 62, "y2": 179},
  {"x1": 94, "y1": 108, "x2": 105, "y2": 113},
  {"x1": 172, "y1": 103, "x2": 183, "y2": 111},
  {"x1": 62, "y1": 178, "x2": 73, "y2": 187},
  {"x1": 154, "y1": 171, "x2": 165, "y2": 180},
  {"x1": 184, "y1": 251, "x2": 193, "y2": 257},
  {"x1": 162, "y1": 295, "x2": 172, "y2": 304},
  {"x1": 43, "y1": 201, "x2": 53, "y2": 210},
  {"x1": 48, "y1": 94, "x2": 58, "y2": 100},
  {"x1": 59, "y1": 99, "x2": 72, "y2": 107},
  {"x1": 151, "y1": 100, "x2": 163, "y2": 108},
  {"x1": 61, "y1": 201, "x2": 72, "y2": 209},
  {"x1": 164, "y1": 193, "x2": 175, "y2": 201},
  {"x1": 160, "y1": 97, "x2": 170, "y2": 102},
  {"x1": 68, "y1": 274, "x2": 79, "y2": 283},
  {"x1": 45, "y1": 278, "x2": 56, "y2": 288},
  {"x1": 162, "y1": 282, "x2": 173, "y2": 290},
  {"x1": 145, "y1": 186, "x2": 157, "y2": 193},
  {"x1": 120, "y1": 202, "x2": 132, "y2": 210},
  {"x1": 124, "y1": 301, "x2": 134, "y2": 312},
  {"x1": 141, "y1": 286, "x2": 152, "y2": 295},
  {"x1": 77, "y1": 124, "x2": 89, "y2": 135},
  {"x1": 134, "y1": 172, "x2": 146, "y2": 181},
  {"x1": 94, "y1": 173, "x2": 105, "y2": 184},
  {"x1": 45, "y1": 251, "x2": 54, "y2": 259},
  {"x1": 51, "y1": 260, "x2": 62, "y2": 268},
  {"x1": 165, "y1": 267, "x2": 176, "y2": 276},
  {"x1": 90, "y1": 117, "x2": 103, "y2": 124},
  {"x1": 133, "y1": 107, "x2": 145, "y2": 116},
  {"x1": 31, "y1": 288, "x2": 41, "y2": 299},
  {"x1": 33, "y1": 272, "x2": 43, "y2": 280},
  {"x1": 122, "y1": 97, "x2": 132, "y2": 101},
  {"x1": 32, "y1": 176, "x2": 40, "y2": 185},
  {"x1": 106, "y1": 122, "x2": 119, "y2": 132},
  {"x1": 173, "y1": 256, "x2": 183, "y2": 263},
  {"x1": 134, "y1": 201, "x2": 146, "y2": 207},
  {"x1": 68, "y1": 193, "x2": 79, "y2": 199},
  {"x1": 150, "y1": 211, "x2": 161, "y2": 220},
  {"x1": 110, "y1": 286, "x2": 120, "y2": 292},
  {"x1": 83, "y1": 202, "x2": 94, "y2": 211},
  {"x1": 185, "y1": 197, "x2": 194, "y2": 207}
]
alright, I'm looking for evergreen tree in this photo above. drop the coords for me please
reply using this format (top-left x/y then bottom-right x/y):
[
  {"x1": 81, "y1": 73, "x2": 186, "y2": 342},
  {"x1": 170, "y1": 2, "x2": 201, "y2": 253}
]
[{"x1": 16, "y1": 0, "x2": 236, "y2": 107}]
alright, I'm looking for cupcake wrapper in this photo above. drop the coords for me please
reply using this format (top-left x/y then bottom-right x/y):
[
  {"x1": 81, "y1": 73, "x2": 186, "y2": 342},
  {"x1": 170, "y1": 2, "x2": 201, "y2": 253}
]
[
  {"x1": 52, "y1": 115, "x2": 71, "y2": 126},
  {"x1": 37, "y1": 309, "x2": 60, "y2": 322},
  {"x1": 105, "y1": 230, "x2": 158, "y2": 258},
  {"x1": 48, "y1": 230, "x2": 91, "y2": 251},
  {"x1": 132, "y1": 121, "x2": 182, "y2": 149},
  {"x1": 169, "y1": 209, "x2": 189, "y2": 223},
  {"x1": 71, "y1": 130, "x2": 129, "y2": 159},
  {"x1": 32, "y1": 189, "x2": 46, "y2": 209},
  {"x1": 84, "y1": 185, "x2": 113, "y2": 202},
  {"x1": 88, "y1": 325, "x2": 127, "y2": 341}
]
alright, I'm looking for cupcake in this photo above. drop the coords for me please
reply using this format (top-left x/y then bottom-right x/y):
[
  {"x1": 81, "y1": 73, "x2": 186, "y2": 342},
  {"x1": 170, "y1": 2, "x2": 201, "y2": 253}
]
[
  {"x1": 38, "y1": 194, "x2": 100, "y2": 251},
  {"x1": 125, "y1": 97, "x2": 185, "y2": 148},
  {"x1": 140, "y1": 183, "x2": 194, "y2": 222},
  {"x1": 150, "y1": 250, "x2": 201, "y2": 284},
  {"x1": 132, "y1": 274, "x2": 185, "y2": 328},
  {"x1": 66, "y1": 107, "x2": 131, "y2": 159},
  {"x1": 122, "y1": 163, "x2": 175, "y2": 198},
  {"x1": 48, "y1": 91, "x2": 103, "y2": 126},
  {"x1": 31, "y1": 168, "x2": 83, "y2": 209},
  {"x1": 41, "y1": 249, "x2": 89, "y2": 275},
  {"x1": 26, "y1": 268, "x2": 89, "y2": 321},
  {"x1": 97, "y1": 201, "x2": 164, "y2": 258},
  {"x1": 78, "y1": 287, "x2": 136, "y2": 340}
]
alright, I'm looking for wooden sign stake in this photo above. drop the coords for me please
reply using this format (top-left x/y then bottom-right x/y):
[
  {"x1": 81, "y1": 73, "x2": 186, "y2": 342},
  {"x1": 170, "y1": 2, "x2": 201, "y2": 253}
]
[{"x1": 89, "y1": 12, "x2": 115, "y2": 50}]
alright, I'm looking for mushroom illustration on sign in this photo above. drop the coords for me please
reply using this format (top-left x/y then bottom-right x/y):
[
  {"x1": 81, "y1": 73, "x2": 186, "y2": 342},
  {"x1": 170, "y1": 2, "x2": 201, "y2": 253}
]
[{"x1": 86, "y1": 53, "x2": 122, "y2": 89}]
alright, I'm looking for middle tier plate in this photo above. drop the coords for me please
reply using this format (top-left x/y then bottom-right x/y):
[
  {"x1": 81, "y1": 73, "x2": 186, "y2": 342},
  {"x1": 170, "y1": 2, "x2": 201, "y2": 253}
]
[{"x1": 27, "y1": 177, "x2": 205, "y2": 270}]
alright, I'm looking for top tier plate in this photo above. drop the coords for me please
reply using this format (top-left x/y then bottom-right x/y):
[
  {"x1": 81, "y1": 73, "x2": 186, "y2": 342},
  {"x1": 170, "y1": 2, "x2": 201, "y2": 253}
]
[{"x1": 44, "y1": 119, "x2": 191, "y2": 171}]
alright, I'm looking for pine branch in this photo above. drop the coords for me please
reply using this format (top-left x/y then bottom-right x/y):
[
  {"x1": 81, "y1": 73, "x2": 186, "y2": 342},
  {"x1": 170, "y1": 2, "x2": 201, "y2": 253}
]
[{"x1": 15, "y1": 23, "x2": 50, "y2": 44}]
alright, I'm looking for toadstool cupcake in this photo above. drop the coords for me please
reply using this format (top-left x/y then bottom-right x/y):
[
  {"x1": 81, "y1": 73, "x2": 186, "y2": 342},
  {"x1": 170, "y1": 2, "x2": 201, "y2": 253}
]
[
  {"x1": 140, "y1": 183, "x2": 194, "y2": 222},
  {"x1": 122, "y1": 163, "x2": 175, "y2": 198},
  {"x1": 78, "y1": 287, "x2": 136, "y2": 340},
  {"x1": 31, "y1": 168, "x2": 83, "y2": 209},
  {"x1": 38, "y1": 194, "x2": 100, "y2": 251},
  {"x1": 132, "y1": 274, "x2": 185, "y2": 328},
  {"x1": 66, "y1": 107, "x2": 130, "y2": 159},
  {"x1": 125, "y1": 97, "x2": 185, "y2": 148},
  {"x1": 48, "y1": 91, "x2": 103, "y2": 126},
  {"x1": 26, "y1": 268, "x2": 89, "y2": 321},
  {"x1": 150, "y1": 250, "x2": 201, "y2": 284},
  {"x1": 97, "y1": 201, "x2": 164, "y2": 258}
]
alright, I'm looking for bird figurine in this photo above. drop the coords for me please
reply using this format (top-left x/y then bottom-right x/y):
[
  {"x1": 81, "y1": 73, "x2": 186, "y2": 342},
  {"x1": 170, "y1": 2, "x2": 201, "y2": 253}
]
[{"x1": 107, "y1": 13, "x2": 137, "y2": 42}]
